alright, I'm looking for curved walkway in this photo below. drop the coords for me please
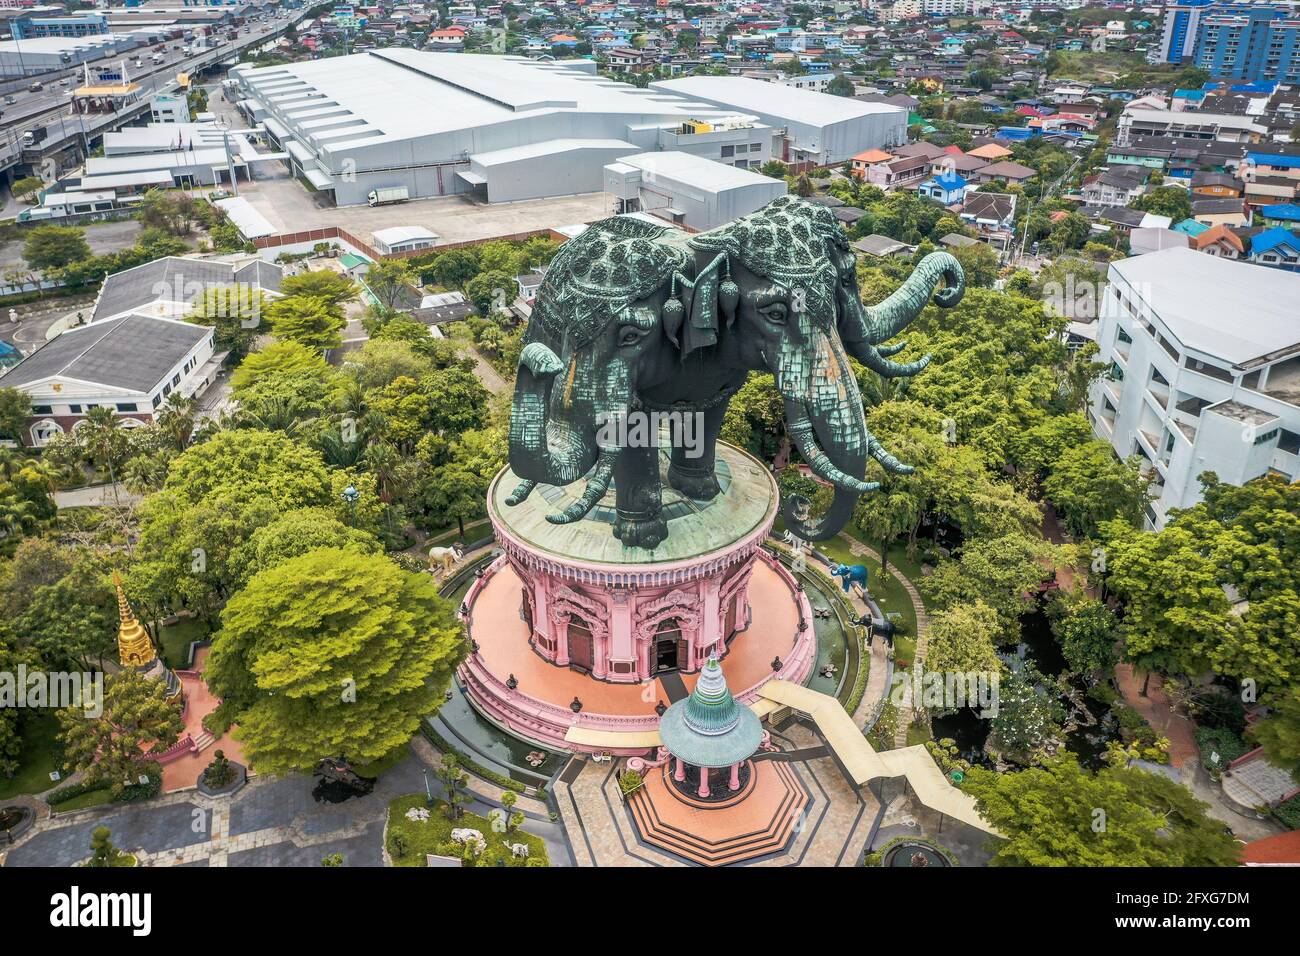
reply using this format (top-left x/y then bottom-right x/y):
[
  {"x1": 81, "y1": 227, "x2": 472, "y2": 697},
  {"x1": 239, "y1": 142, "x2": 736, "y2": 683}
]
[{"x1": 832, "y1": 531, "x2": 930, "y2": 744}]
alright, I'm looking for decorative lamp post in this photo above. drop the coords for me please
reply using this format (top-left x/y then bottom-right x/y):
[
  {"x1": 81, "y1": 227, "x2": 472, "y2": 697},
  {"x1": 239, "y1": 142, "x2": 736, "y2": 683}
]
[
  {"x1": 506, "y1": 673, "x2": 518, "y2": 690},
  {"x1": 341, "y1": 484, "x2": 359, "y2": 524},
  {"x1": 570, "y1": 696, "x2": 583, "y2": 713}
]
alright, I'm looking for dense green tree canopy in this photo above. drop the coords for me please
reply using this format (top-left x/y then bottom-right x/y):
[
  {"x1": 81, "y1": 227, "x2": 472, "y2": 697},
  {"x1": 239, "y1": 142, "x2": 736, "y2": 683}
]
[
  {"x1": 206, "y1": 548, "x2": 466, "y2": 773},
  {"x1": 965, "y1": 755, "x2": 1240, "y2": 866}
]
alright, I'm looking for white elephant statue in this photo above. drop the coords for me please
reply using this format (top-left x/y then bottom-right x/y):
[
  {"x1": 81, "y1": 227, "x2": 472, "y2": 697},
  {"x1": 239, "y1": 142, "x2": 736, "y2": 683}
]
[
  {"x1": 450, "y1": 827, "x2": 486, "y2": 855},
  {"x1": 510, "y1": 843, "x2": 530, "y2": 859},
  {"x1": 428, "y1": 543, "x2": 465, "y2": 573}
]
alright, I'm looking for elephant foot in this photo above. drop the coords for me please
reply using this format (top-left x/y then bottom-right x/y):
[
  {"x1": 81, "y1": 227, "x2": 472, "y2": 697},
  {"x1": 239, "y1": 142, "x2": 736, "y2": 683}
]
[
  {"x1": 667, "y1": 465, "x2": 721, "y2": 501},
  {"x1": 613, "y1": 514, "x2": 669, "y2": 549}
]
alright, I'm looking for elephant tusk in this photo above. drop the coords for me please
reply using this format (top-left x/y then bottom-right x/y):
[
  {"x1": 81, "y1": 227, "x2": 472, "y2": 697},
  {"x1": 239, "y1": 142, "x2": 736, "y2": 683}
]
[
  {"x1": 519, "y1": 342, "x2": 565, "y2": 377},
  {"x1": 786, "y1": 403, "x2": 875, "y2": 494},
  {"x1": 877, "y1": 340, "x2": 909, "y2": 357},
  {"x1": 505, "y1": 479, "x2": 537, "y2": 506},
  {"x1": 869, "y1": 437, "x2": 914, "y2": 475},
  {"x1": 546, "y1": 450, "x2": 618, "y2": 525}
]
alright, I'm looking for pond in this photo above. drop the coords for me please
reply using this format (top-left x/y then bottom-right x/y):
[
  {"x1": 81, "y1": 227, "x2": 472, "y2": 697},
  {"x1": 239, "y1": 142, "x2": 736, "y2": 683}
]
[
  {"x1": 798, "y1": 569, "x2": 856, "y2": 700},
  {"x1": 883, "y1": 840, "x2": 952, "y2": 867},
  {"x1": 929, "y1": 602, "x2": 1121, "y2": 770}
]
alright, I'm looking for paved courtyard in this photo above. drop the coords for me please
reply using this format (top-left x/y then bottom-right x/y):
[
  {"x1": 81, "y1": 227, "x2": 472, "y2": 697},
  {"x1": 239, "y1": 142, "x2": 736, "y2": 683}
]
[
  {"x1": 237, "y1": 165, "x2": 609, "y2": 246},
  {"x1": 3, "y1": 748, "x2": 573, "y2": 868}
]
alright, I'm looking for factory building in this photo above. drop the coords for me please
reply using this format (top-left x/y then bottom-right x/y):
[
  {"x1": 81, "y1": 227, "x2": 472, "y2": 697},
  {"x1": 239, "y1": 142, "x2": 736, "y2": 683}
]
[
  {"x1": 229, "y1": 51, "x2": 900, "y2": 207},
  {"x1": 0, "y1": 34, "x2": 141, "y2": 78},
  {"x1": 604, "y1": 151, "x2": 788, "y2": 232},
  {"x1": 650, "y1": 76, "x2": 908, "y2": 166}
]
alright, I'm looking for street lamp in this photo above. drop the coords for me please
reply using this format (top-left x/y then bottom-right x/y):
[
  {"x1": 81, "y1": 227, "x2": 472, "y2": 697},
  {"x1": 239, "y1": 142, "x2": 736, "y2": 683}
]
[
  {"x1": 421, "y1": 767, "x2": 433, "y2": 807},
  {"x1": 341, "y1": 484, "x2": 359, "y2": 523}
]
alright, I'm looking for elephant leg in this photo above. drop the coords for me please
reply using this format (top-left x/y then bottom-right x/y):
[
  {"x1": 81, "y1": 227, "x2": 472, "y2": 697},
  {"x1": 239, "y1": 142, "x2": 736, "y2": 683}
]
[
  {"x1": 613, "y1": 442, "x2": 667, "y2": 549},
  {"x1": 667, "y1": 402, "x2": 725, "y2": 501}
]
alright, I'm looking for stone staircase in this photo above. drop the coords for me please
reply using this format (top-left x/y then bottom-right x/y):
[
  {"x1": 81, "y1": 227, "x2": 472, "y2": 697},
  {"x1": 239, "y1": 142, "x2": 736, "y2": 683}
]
[
  {"x1": 192, "y1": 731, "x2": 216, "y2": 754},
  {"x1": 624, "y1": 762, "x2": 808, "y2": 867}
]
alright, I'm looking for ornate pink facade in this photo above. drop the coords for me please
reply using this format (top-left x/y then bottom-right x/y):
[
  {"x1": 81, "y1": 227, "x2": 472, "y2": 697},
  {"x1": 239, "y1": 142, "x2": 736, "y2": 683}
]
[{"x1": 458, "y1": 448, "x2": 816, "y2": 756}]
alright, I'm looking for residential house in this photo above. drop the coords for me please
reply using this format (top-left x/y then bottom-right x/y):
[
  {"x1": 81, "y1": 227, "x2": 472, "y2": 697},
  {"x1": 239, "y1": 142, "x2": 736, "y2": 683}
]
[
  {"x1": 1080, "y1": 167, "x2": 1148, "y2": 207},
  {"x1": 972, "y1": 160, "x2": 1036, "y2": 186},
  {"x1": 1191, "y1": 198, "x2": 1251, "y2": 229},
  {"x1": 918, "y1": 170, "x2": 970, "y2": 205},
  {"x1": 1190, "y1": 224, "x2": 1246, "y2": 260},
  {"x1": 1249, "y1": 227, "x2": 1300, "y2": 270}
]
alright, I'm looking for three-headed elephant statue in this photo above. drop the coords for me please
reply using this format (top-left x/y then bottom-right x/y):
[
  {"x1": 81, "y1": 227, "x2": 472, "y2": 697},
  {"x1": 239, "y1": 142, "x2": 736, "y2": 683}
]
[{"x1": 505, "y1": 196, "x2": 965, "y2": 549}]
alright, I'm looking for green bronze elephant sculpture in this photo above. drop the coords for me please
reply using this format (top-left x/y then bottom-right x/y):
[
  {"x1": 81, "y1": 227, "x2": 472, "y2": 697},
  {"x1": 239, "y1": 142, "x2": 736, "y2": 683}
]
[{"x1": 505, "y1": 196, "x2": 964, "y2": 549}]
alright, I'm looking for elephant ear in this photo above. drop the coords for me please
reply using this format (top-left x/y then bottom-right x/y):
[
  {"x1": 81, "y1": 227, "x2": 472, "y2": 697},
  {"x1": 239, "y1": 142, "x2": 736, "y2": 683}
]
[{"x1": 680, "y1": 253, "x2": 727, "y2": 360}]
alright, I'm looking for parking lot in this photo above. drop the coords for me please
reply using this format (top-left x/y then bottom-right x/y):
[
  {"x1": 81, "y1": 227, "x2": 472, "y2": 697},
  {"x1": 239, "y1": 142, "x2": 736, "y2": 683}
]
[{"x1": 235, "y1": 164, "x2": 610, "y2": 247}]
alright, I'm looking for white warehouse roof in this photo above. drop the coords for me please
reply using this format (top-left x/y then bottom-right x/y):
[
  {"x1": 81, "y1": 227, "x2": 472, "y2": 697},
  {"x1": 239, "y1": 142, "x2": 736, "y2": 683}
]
[
  {"x1": 651, "y1": 76, "x2": 904, "y2": 128},
  {"x1": 617, "y1": 150, "x2": 779, "y2": 192},
  {"x1": 1110, "y1": 247, "x2": 1300, "y2": 366}
]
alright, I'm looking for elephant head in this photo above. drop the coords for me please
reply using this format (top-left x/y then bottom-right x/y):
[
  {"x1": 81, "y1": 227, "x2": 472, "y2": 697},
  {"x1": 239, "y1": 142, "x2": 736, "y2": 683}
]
[
  {"x1": 506, "y1": 216, "x2": 688, "y2": 525},
  {"x1": 686, "y1": 196, "x2": 966, "y2": 541}
]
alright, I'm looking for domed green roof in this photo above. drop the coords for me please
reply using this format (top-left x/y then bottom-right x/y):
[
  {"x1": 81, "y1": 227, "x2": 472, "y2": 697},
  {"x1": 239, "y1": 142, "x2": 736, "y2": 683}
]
[{"x1": 659, "y1": 656, "x2": 763, "y2": 768}]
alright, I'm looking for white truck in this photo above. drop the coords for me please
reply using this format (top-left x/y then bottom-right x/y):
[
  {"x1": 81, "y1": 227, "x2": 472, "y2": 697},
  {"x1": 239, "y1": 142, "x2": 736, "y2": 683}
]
[{"x1": 367, "y1": 186, "x2": 409, "y2": 206}]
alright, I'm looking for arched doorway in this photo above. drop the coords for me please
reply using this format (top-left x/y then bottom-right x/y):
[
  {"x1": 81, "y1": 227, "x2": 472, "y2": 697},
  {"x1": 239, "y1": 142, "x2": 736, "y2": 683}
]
[
  {"x1": 653, "y1": 618, "x2": 685, "y2": 674},
  {"x1": 567, "y1": 616, "x2": 594, "y2": 673}
]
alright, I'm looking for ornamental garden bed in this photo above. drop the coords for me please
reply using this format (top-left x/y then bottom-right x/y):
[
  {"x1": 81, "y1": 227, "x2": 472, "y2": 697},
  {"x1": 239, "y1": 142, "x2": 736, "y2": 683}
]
[{"x1": 385, "y1": 794, "x2": 548, "y2": 868}]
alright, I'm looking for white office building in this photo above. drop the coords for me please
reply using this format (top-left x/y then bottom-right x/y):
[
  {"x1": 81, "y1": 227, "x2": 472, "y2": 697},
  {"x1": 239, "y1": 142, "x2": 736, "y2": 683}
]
[
  {"x1": 1089, "y1": 248, "x2": 1300, "y2": 529},
  {"x1": 230, "y1": 51, "x2": 779, "y2": 207}
]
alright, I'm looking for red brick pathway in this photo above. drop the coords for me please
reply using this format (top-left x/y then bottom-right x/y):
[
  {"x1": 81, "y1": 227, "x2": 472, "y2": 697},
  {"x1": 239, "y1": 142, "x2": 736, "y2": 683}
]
[{"x1": 1114, "y1": 663, "x2": 1199, "y2": 769}]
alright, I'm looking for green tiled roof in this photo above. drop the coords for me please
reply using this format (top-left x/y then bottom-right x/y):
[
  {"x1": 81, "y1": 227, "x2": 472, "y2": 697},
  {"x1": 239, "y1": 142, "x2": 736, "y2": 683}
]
[{"x1": 659, "y1": 657, "x2": 763, "y2": 768}]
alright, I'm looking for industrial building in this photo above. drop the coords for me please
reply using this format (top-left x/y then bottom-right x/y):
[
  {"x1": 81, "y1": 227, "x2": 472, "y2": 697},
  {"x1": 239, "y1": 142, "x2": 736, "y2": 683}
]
[
  {"x1": 0, "y1": 34, "x2": 141, "y2": 78},
  {"x1": 229, "y1": 52, "x2": 901, "y2": 207},
  {"x1": 650, "y1": 76, "x2": 908, "y2": 166},
  {"x1": 604, "y1": 151, "x2": 787, "y2": 232},
  {"x1": 1088, "y1": 248, "x2": 1300, "y2": 529}
]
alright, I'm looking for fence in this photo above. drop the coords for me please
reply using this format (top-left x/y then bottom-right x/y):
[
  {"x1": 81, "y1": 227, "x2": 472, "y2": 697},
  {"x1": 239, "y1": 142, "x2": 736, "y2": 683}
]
[{"x1": 251, "y1": 224, "x2": 574, "y2": 263}]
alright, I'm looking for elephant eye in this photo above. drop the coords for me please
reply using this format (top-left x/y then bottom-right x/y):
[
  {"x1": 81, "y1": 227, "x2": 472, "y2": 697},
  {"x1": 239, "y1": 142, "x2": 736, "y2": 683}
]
[
  {"x1": 619, "y1": 328, "x2": 643, "y2": 346},
  {"x1": 760, "y1": 302, "x2": 788, "y2": 324}
]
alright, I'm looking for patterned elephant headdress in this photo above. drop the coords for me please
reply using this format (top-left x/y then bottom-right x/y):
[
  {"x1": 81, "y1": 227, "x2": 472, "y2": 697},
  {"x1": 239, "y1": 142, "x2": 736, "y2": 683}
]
[
  {"x1": 688, "y1": 195, "x2": 848, "y2": 332},
  {"x1": 532, "y1": 216, "x2": 689, "y2": 351}
]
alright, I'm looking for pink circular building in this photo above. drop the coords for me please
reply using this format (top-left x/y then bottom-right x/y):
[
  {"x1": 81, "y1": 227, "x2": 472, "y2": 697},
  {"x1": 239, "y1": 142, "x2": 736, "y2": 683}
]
[{"x1": 459, "y1": 443, "x2": 815, "y2": 755}]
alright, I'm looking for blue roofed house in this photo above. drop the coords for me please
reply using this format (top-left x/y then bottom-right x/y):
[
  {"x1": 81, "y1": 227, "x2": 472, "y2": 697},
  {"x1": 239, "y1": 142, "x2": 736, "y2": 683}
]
[
  {"x1": 1249, "y1": 228, "x2": 1300, "y2": 271},
  {"x1": 918, "y1": 171, "x2": 970, "y2": 205},
  {"x1": 1260, "y1": 204, "x2": 1300, "y2": 227}
]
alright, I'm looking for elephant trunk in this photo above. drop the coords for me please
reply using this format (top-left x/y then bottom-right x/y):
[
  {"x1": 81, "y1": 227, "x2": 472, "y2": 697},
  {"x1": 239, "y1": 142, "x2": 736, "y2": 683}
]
[
  {"x1": 776, "y1": 329, "x2": 876, "y2": 542},
  {"x1": 508, "y1": 341, "x2": 600, "y2": 486},
  {"x1": 859, "y1": 251, "x2": 965, "y2": 343}
]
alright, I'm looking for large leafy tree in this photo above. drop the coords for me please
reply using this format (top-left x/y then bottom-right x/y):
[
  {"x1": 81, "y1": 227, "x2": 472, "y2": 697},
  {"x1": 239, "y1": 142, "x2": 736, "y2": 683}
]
[
  {"x1": 58, "y1": 669, "x2": 184, "y2": 798},
  {"x1": 1042, "y1": 439, "x2": 1150, "y2": 539},
  {"x1": 922, "y1": 532, "x2": 1053, "y2": 641},
  {"x1": 278, "y1": 269, "x2": 359, "y2": 309},
  {"x1": 266, "y1": 295, "x2": 347, "y2": 352},
  {"x1": 206, "y1": 548, "x2": 466, "y2": 773},
  {"x1": 186, "y1": 284, "x2": 268, "y2": 359},
  {"x1": 23, "y1": 225, "x2": 91, "y2": 271},
  {"x1": 1101, "y1": 473, "x2": 1300, "y2": 695},
  {"x1": 128, "y1": 430, "x2": 337, "y2": 622},
  {"x1": 18, "y1": 571, "x2": 117, "y2": 672},
  {"x1": 924, "y1": 601, "x2": 1002, "y2": 680},
  {"x1": 964, "y1": 755, "x2": 1239, "y2": 867},
  {"x1": 1048, "y1": 591, "x2": 1119, "y2": 676},
  {"x1": 228, "y1": 507, "x2": 380, "y2": 587}
]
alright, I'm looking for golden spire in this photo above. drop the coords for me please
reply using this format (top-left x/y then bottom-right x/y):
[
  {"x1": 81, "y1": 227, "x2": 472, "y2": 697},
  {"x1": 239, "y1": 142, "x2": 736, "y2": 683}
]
[{"x1": 113, "y1": 571, "x2": 156, "y2": 669}]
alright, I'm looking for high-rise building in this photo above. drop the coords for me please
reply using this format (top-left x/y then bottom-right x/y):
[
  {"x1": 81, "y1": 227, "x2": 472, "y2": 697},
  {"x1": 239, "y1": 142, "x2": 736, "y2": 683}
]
[{"x1": 1159, "y1": 1, "x2": 1300, "y2": 82}]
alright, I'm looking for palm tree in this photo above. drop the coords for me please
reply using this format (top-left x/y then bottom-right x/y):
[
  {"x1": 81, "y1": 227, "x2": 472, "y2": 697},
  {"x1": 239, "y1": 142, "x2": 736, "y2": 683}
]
[
  {"x1": 77, "y1": 407, "x2": 129, "y2": 505},
  {"x1": 155, "y1": 394, "x2": 197, "y2": 452}
]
